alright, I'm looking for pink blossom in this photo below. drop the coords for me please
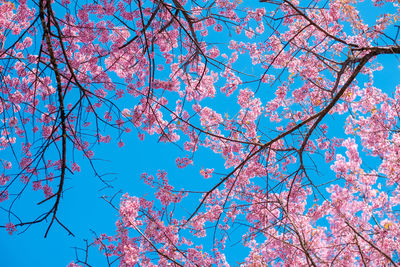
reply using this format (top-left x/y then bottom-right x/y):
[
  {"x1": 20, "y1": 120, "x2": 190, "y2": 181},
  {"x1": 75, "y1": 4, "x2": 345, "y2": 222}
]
[
  {"x1": 5, "y1": 222, "x2": 16, "y2": 235},
  {"x1": 42, "y1": 184, "x2": 53, "y2": 198},
  {"x1": 118, "y1": 140, "x2": 125, "y2": 147},
  {"x1": 71, "y1": 162, "x2": 81, "y2": 172},
  {"x1": 200, "y1": 168, "x2": 214, "y2": 179},
  {"x1": 0, "y1": 190, "x2": 8, "y2": 202},
  {"x1": 32, "y1": 181, "x2": 42, "y2": 191},
  {"x1": 175, "y1": 157, "x2": 193, "y2": 168},
  {"x1": 214, "y1": 24, "x2": 223, "y2": 32}
]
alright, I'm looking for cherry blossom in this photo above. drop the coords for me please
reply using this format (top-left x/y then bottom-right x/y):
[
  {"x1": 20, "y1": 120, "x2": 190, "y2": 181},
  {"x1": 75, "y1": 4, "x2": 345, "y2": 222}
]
[{"x1": 1, "y1": 0, "x2": 400, "y2": 265}]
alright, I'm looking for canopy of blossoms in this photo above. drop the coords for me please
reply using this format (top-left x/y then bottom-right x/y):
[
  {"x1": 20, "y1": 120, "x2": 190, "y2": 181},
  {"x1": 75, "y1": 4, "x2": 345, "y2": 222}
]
[{"x1": 1, "y1": 0, "x2": 400, "y2": 265}]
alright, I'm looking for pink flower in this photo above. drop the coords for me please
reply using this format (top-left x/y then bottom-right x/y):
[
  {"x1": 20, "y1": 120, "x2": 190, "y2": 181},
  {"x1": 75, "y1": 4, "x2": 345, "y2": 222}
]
[
  {"x1": 214, "y1": 24, "x2": 223, "y2": 32},
  {"x1": 42, "y1": 184, "x2": 53, "y2": 198},
  {"x1": 8, "y1": 117, "x2": 18, "y2": 127},
  {"x1": 67, "y1": 262, "x2": 82, "y2": 267},
  {"x1": 0, "y1": 174, "x2": 10, "y2": 185},
  {"x1": 85, "y1": 150, "x2": 94, "y2": 159},
  {"x1": 118, "y1": 140, "x2": 125, "y2": 147},
  {"x1": 245, "y1": 28, "x2": 254, "y2": 39},
  {"x1": 121, "y1": 108, "x2": 132, "y2": 118},
  {"x1": 208, "y1": 47, "x2": 220, "y2": 58},
  {"x1": 5, "y1": 222, "x2": 16, "y2": 235},
  {"x1": 32, "y1": 181, "x2": 42, "y2": 191},
  {"x1": 176, "y1": 157, "x2": 193, "y2": 168},
  {"x1": 3, "y1": 160, "x2": 12, "y2": 169},
  {"x1": 71, "y1": 162, "x2": 81, "y2": 172},
  {"x1": 200, "y1": 168, "x2": 214, "y2": 179},
  {"x1": 0, "y1": 190, "x2": 8, "y2": 202},
  {"x1": 119, "y1": 194, "x2": 140, "y2": 225},
  {"x1": 138, "y1": 133, "x2": 144, "y2": 141}
]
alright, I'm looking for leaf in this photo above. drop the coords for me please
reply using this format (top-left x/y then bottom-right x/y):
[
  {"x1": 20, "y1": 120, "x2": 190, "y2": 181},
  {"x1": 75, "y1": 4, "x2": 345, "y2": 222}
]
[{"x1": 384, "y1": 222, "x2": 392, "y2": 229}]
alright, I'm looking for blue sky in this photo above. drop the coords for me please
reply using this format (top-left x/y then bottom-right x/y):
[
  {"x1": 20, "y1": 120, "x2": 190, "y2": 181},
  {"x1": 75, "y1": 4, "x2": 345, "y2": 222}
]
[{"x1": 0, "y1": 132, "x2": 229, "y2": 266}]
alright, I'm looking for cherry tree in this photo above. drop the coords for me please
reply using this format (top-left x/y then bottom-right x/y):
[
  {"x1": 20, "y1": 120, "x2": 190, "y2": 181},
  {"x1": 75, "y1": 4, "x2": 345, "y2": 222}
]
[{"x1": 1, "y1": 0, "x2": 400, "y2": 265}]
